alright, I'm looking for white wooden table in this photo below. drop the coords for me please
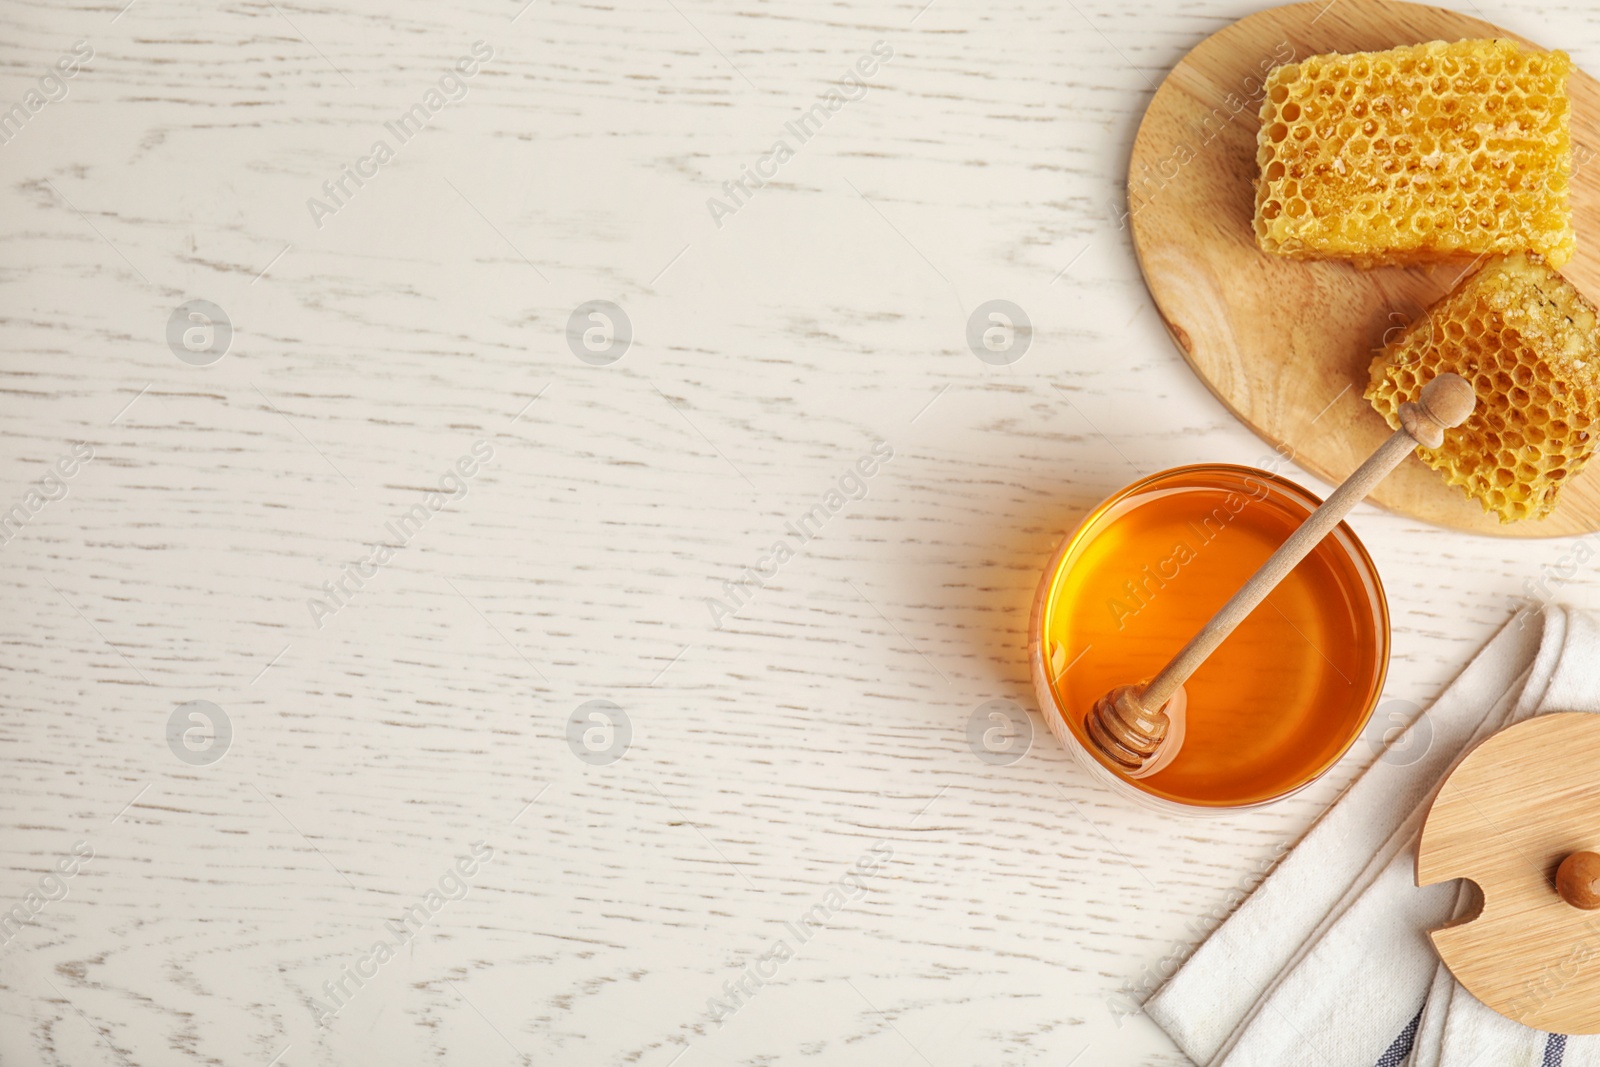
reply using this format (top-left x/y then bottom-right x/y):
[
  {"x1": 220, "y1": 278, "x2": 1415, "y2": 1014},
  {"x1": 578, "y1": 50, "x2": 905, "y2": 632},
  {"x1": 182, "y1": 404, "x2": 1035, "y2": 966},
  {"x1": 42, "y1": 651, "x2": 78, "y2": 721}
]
[{"x1": 4, "y1": 0, "x2": 1599, "y2": 1063}]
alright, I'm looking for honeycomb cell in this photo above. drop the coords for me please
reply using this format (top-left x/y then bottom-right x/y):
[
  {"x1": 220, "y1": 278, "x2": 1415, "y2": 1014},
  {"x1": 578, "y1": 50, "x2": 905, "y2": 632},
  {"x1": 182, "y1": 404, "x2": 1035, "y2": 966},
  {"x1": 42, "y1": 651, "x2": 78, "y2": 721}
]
[
  {"x1": 1255, "y1": 39, "x2": 1574, "y2": 267},
  {"x1": 1366, "y1": 253, "x2": 1600, "y2": 521}
]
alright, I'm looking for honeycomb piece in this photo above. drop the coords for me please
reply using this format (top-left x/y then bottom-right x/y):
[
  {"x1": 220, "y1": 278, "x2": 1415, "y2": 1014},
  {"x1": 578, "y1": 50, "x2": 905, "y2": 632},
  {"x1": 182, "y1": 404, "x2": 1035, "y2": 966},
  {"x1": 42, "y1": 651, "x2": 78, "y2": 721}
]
[
  {"x1": 1367, "y1": 253, "x2": 1600, "y2": 522},
  {"x1": 1255, "y1": 39, "x2": 1574, "y2": 268}
]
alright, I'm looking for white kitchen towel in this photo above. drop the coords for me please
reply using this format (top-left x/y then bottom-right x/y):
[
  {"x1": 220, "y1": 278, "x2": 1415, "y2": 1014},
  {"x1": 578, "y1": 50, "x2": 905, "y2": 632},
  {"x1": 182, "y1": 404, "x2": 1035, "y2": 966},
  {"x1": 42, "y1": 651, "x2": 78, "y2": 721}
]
[{"x1": 1145, "y1": 605, "x2": 1600, "y2": 1067}]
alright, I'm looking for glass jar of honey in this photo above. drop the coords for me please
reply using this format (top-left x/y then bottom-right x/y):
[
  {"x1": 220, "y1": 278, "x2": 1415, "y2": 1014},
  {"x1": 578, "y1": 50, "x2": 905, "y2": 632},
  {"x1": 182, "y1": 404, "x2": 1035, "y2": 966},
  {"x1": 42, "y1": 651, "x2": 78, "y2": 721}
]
[{"x1": 1030, "y1": 464, "x2": 1389, "y2": 812}]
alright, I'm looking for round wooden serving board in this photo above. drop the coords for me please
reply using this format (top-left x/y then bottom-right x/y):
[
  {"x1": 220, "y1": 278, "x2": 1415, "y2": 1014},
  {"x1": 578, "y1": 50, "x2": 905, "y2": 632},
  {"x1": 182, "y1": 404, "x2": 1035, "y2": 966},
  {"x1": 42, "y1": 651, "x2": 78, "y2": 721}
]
[{"x1": 1129, "y1": 0, "x2": 1600, "y2": 537}]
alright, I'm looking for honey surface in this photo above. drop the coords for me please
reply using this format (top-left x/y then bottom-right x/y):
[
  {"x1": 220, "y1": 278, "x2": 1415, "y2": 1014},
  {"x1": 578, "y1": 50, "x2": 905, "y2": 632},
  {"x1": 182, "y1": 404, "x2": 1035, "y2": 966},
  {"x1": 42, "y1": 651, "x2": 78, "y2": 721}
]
[{"x1": 1041, "y1": 471, "x2": 1385, "y2": 806}]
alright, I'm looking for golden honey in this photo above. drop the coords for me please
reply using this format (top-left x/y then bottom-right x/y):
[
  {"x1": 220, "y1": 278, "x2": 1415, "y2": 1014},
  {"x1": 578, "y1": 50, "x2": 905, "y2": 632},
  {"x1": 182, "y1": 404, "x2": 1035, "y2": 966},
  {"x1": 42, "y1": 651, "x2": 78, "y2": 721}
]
[{"x1": 1033, "y1": 466, "x2": 1388, "y2": 808}]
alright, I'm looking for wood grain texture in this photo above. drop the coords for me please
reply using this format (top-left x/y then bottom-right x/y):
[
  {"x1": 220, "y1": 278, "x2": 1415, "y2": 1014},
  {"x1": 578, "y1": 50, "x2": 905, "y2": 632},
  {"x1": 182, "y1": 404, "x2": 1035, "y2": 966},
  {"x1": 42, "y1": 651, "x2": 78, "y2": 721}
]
[
  {"x1": 1418, "y1": 712, "x2": 1600, "y2": 1034},
  {"x1": 2, "y1": 0, "x2": 1600, "y2": 1065},
  {"x1": 1130, "y1": 0, "x2": 1600, "y2": 538}
]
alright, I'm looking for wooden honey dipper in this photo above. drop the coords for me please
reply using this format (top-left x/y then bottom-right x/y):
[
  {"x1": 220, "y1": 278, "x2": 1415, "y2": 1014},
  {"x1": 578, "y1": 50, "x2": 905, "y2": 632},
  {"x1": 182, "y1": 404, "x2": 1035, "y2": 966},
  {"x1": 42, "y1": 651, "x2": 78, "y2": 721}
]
[{"x1": 1085, "y1": 372, "x2": 1476, "y2": 776}]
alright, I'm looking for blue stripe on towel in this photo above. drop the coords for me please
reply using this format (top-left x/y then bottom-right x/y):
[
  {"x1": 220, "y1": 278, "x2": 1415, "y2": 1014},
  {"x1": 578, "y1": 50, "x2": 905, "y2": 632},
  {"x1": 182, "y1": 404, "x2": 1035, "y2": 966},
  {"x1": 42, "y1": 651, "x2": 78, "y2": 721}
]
[
  {"x1": 1370, "y1": 1009, "x2": 1567, "y2": 1065},
  {"x1": 1374, "y1": 1008, "x2": 1423, "y2": 1067}
]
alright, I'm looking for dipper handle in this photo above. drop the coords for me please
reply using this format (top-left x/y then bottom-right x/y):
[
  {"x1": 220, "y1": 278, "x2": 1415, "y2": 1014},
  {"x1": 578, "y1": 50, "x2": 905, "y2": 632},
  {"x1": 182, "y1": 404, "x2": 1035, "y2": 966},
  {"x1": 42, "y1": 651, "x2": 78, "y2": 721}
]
[{"x1": 1138, "y1": 373, "x2": 1475, "y2": 712}]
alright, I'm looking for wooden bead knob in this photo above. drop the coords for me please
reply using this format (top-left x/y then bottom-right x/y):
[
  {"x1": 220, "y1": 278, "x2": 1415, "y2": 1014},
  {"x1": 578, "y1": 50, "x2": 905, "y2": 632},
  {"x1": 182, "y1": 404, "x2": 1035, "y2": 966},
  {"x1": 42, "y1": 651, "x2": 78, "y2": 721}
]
[
  {"x1": 1556, "y1": 851, "x2": 1600, "y2": 910},
  {"x1": 1398, "y1": 372, "x2": 1476, "y2": 449}
]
